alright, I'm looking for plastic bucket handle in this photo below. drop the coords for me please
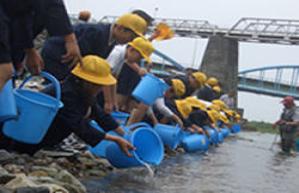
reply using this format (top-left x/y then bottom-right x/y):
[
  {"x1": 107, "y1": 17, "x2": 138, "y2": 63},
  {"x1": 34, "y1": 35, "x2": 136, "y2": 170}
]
[
  {"x1": 19, "y1": 71, "x2": 61, "y2": 101},
  {"x1": 125, "y1": 122, "x2": 151, "y2": 133}
]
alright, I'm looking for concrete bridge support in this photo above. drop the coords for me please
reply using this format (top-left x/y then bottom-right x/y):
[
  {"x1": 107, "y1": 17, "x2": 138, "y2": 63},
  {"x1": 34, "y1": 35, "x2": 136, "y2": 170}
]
[{"x1": 200, "y1": 35, "x2": 239, "y2": 106}]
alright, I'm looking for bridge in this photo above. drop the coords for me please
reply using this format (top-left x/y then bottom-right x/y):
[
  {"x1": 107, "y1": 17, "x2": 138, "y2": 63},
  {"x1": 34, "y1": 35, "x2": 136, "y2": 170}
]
[
  {"x1": 238, "y1": 65, "x2": 299, "y2": 99},
  {"x1": 97, "y1": 15, "x2": 299, "y2": 100}
]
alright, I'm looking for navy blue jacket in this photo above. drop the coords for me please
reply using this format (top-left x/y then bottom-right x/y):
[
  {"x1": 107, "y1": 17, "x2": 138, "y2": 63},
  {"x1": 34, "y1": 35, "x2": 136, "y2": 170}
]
[
  {"x1": 43, "y1": 23, "x2": 115, "y2": 80},
  {"x1": 196, "y1": 85, "x2": 216, "y2": 102}
]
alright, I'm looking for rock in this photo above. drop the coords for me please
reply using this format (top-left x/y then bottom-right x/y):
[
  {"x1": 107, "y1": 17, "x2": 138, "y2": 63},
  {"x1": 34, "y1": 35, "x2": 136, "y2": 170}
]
[
  {"x1": 0, "y1": 173, "x2": 15, "y2": 184},
  {"x1": 4, "y1": 174, "x2": 36, "y2": 189},
  {"x1": 36, "y1": 150, "x2": 77, "y2": 158},
  {"x1": 15, "y1": 187, "x2": 49, "y2": 193},
  {"x1": 56, "y1": 170, "x2": 86, "y2": 193},
  {"x1": 0, "y1": 187, "x2": 13, "y2": 193},
  {"x1": 0, "y1": 150, "x2": 14, "y2": 164},
  {"x1": 3, "y1": 164, "x2": 23, "y2": 174},
  {"x1": 28, "y1": 171, "x2": 49, "y2": 177},
  {"x1": 30, "y1": 167, "x2": 58, "y2": 177}
]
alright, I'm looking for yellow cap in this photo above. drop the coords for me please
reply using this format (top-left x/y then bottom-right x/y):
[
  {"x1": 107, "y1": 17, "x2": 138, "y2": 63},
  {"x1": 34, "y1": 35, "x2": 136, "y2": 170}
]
[
  {"x1": 154, "y1": 22, "x2": 174, "y2": 41},
  {"x1": 185, "y1": 96, "x2": 207, "y2": 110},
  {"x1": 208, "y1": 104, "x2": 221, "y2": 112},
  {"x1": 207, "y1": 109, "x2": 220, "y2": 124},
  {"x1": 219, "y1": 113, "x2": 229, "y2": 124},
  {"x1": 128, "y1": 37, "x2": 154, "y2": 63},
  {"x1": 212, "y1": 86, "x2": 221, "y2": 93},
  {"x1": 71, "y1": 55, "x2": 116, "y2": 85},
  {"x1": 171, "y1": 79, "x2": 186, "y2": 97},
  {"x1": 235, "y1": 113, "x2": 241, "y2": 121},
  {"x1": 206, "y1": 77, "x2": 219, "y2": 87},
  {"x1": 175, "y1": 99, "x2": 192, "y2": 119},
  {"x1": 212, "y1": 99, "x2": 228, "y2": 111},
  {"x1": 116, "y1": 13, "x2": 147, "y2": 38},
  {"x1": 223, "y1": 109, "x2": 235, "y2": 118},
  {"x1": 192, "y1": 72, "x2": 207, "y2": 87}
]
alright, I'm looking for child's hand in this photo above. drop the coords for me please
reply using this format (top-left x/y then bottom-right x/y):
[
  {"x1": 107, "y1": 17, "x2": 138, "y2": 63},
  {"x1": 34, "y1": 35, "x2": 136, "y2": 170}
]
[
  {"x1": 138, "y1": 68, "x2": 148, "y2": 76},
  {"x1": 115, "y1": 137, "x2": 136, "y2": 157}
]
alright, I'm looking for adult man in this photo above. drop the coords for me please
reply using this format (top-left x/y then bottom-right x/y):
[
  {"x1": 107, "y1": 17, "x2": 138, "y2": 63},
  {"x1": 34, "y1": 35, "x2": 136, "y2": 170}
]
[
  {"x1": 220, "y1": 90, "x2": 236, "y2": 109},
  {"x1": 273, "y1": 96, "x2": 299, "y2": 155}
]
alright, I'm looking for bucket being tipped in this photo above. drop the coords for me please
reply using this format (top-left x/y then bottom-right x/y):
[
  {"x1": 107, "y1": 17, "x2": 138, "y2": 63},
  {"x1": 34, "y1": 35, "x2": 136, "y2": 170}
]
[
  {"x1": 3, "y1": 72, "x2": 63, "y2": 144},
  {"x1": 88, "y1": 120, "x2": 120, "y2": 158},
  {"x1": 231, "y1": 124, "x2": 241, "y2": 133},
  {"x1": 181, "y1": 131, "x2": 209, "y2": 153},
  {"x1": 111, "y1": 111, "x2": 130, "y2": 126},
  {"x1": 132, "y1": 74, "x2": 169, "y2": 105},
  {"x1": 106, "y1": 125, "x2": 164, "y2": 168},
  {"x1": 154, "y1": 124, "x2": 182, "y2": 150}
]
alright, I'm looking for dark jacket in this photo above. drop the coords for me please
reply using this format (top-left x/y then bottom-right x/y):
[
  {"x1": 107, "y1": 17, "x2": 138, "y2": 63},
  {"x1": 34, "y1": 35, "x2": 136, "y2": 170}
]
[
  {"x1": 43, "y1": 23, "x2": 115, "y2": 80},
  {"x1": 196, "y1": 84, "x2": 216, "y2": 102}
]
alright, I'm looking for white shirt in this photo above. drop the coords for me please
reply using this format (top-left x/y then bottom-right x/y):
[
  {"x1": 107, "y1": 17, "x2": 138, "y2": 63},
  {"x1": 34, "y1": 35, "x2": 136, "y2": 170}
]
[
  {"x1": 220, "y1": 94, "x2": 235, "y2": 109},
  {"x1": 106, "y1": 45, "x2": 126, "y2": 77},
  {"x1": 153, "y1": 97, "x2": 174, "y2": 118}
]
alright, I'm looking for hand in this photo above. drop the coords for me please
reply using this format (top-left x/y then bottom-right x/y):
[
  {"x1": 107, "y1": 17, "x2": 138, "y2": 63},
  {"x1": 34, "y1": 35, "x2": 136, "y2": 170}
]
[
  {"x1": 114, "y1": 127, "x2": 125, "y2": 136},
  {"x1": 115, "y1": 137, "x2": 135, "y2": 157},
  {"x1": 138, "y1": 68, "x2": 147, "y2": 76},
  {"x1": 173, "y1": 115, "x2": 184, "y2": 128},
  {"x1": 62, "y1": 41, "x2": 82, "y2": 65},
  {"x1": 24, "y1": 48, "x2": 44, "y2": 75},
  {"x1": 104, "y1": 102, "x2": 114, "y2": 114}
]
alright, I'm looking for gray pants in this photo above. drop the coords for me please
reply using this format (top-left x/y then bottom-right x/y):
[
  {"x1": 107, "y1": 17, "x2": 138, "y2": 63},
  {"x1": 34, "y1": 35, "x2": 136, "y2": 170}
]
[{"x1": 280, "y1": 128, "x2": 296, "y2": 153}]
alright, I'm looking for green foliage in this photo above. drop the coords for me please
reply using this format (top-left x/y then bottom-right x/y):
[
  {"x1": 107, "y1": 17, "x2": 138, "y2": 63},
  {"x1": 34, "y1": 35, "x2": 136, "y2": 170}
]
[{"x1": 243, "y1": 121, "x2": 276, "y2": 134}]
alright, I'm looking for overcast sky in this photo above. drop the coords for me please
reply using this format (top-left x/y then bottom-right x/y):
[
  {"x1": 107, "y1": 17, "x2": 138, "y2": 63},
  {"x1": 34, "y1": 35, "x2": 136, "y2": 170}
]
[{"x1": 65, "y1": 0, "x2": 299, "y2": 122}]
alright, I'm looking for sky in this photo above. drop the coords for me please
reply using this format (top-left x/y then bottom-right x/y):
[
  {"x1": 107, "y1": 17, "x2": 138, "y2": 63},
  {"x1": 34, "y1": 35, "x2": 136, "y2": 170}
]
[{"x1": 65, "y1": 0, "x2": 299, "y2": 122}]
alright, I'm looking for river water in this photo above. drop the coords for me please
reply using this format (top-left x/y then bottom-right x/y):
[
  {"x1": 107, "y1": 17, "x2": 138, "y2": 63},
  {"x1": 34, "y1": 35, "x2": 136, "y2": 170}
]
[{"x1": 84, "y1": 132, "x2": 299, "y2": 193}]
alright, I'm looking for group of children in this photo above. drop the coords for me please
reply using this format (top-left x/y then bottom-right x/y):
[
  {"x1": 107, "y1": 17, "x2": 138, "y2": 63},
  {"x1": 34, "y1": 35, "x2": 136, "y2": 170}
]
[{"x1": 0, "y1": 1, "x2": 240, "y2": 158}]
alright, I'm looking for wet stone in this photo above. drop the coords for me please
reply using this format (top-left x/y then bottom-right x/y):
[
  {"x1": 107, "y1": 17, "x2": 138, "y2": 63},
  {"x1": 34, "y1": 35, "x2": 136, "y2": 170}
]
[{"x1": 15, "y1": 187, "x2": 50, "y2": 193}]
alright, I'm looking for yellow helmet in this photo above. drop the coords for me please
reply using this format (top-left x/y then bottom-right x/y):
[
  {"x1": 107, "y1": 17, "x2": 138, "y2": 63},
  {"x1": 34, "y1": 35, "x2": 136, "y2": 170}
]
[
  {"x1": 223, "y1": 109, "x2": 235, "y2": 118},
  {"x1": 212, "y1": 86, "x2": 221, "y2": 93},
  {"x1": 207, "y1": 109, "x2": 220, "y2": 124},
  {"x1": 171, "y1": 79, "x2": 186, "y2": 97},
  {"x1": 206, "y1": 77, "x2": 219, "y2": 87},
  {"x1": 116, "y1": 13, "x2": 147, "y2": 38},
  {"x1": 128, "y1": 37, "x2": 154, "y2": 63},
  {"x1": 175, "y1": 99, "x2": 192, "y2": 119},
  {"x1": 71, "y1": 55, "x2": 116, "y2": 85},
  {"x1": 208, "y1": 104, "x2": 221, "y2": 112},
  {"x1": 235, "y1": 113, "x2": 241, "y2": 121},
  {"x1": 212, "y1": 99, "x2": 228, "y2": 111},
  {"x1": 192, "y1": 72, "x2": 207, "y2": 87},
  {"x1": 219, "y1": 112, "x2": 229, "y2": 124},
  {"x1": 185, "y1": 96, "x2": 207, "y2": 110}
]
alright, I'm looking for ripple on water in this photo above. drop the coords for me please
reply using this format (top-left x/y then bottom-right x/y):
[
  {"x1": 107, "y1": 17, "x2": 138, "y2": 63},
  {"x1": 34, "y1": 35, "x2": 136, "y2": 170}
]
[{"x1": 83, "y1": 132, "x2": 299, "y2": 193}]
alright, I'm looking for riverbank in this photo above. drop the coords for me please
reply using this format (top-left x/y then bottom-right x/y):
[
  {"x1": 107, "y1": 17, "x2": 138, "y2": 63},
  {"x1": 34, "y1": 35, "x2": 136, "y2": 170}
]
[
  {"x1": 0, "y1": 149, "x2": 113, "y2": 193},
  {"x1": 241, "y1": 120, "x2": 275, "y2": 134}
]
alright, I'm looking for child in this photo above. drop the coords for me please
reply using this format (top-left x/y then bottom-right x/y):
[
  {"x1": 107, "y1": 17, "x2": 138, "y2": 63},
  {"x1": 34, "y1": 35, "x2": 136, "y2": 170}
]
[
  {"x1": 116, "y1": 37, "x2": 154, "y2": 112},
  {"x1": 178, "y1": 71, "x2": 207, "y2": 98},
  {"x1": 0, "y1": 55, "x2": 134, "y2": 156},
  {"x1": 127, "y1": 78, "x2": 186, "y2": 126}
]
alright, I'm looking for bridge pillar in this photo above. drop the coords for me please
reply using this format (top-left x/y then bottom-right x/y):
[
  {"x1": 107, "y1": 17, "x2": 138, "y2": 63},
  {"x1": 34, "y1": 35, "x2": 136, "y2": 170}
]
[{"x1": 200, "y1": 35, "x2": 239, "y2": 107}]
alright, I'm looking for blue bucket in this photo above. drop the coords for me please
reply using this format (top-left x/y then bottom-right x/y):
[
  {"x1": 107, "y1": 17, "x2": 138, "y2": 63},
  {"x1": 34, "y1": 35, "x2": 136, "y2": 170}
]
[
  {"x1": 132, "y1": 74, "x2": 169, "y2": 105},
  {"x1": 0, "y1": 79, "x2": 17, "y2": 122},
  {"x1": 231, "y1": 124, "x2": 241, "y2": 133},
  {"x1": 205, "y1": 127, "x2": 219, "y2": 144},
  {"x1": 111, "y1": 111, "x2": 130, "y2": 126},
  {"x1": 221, "y1": 127, "x2": 230, "y2": 138},
  {"x1": 154, "y1": 124, "x2": 182, "y2": 150},
  {"x1": 181, "y1": 131, "x2": 209, "y2": 153},
  {"x1": 88, "y1": 120, "x2": 120, "y2": 158},
  {"x1": 3, "y1": 72, "x2": 63, "y2": 144},
  {"x1": 106, "y1": 126, "x2": 164, "y2": 168},
  {"x1": 218, "y1": 131, "x2": 224, "y2": 143}
]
